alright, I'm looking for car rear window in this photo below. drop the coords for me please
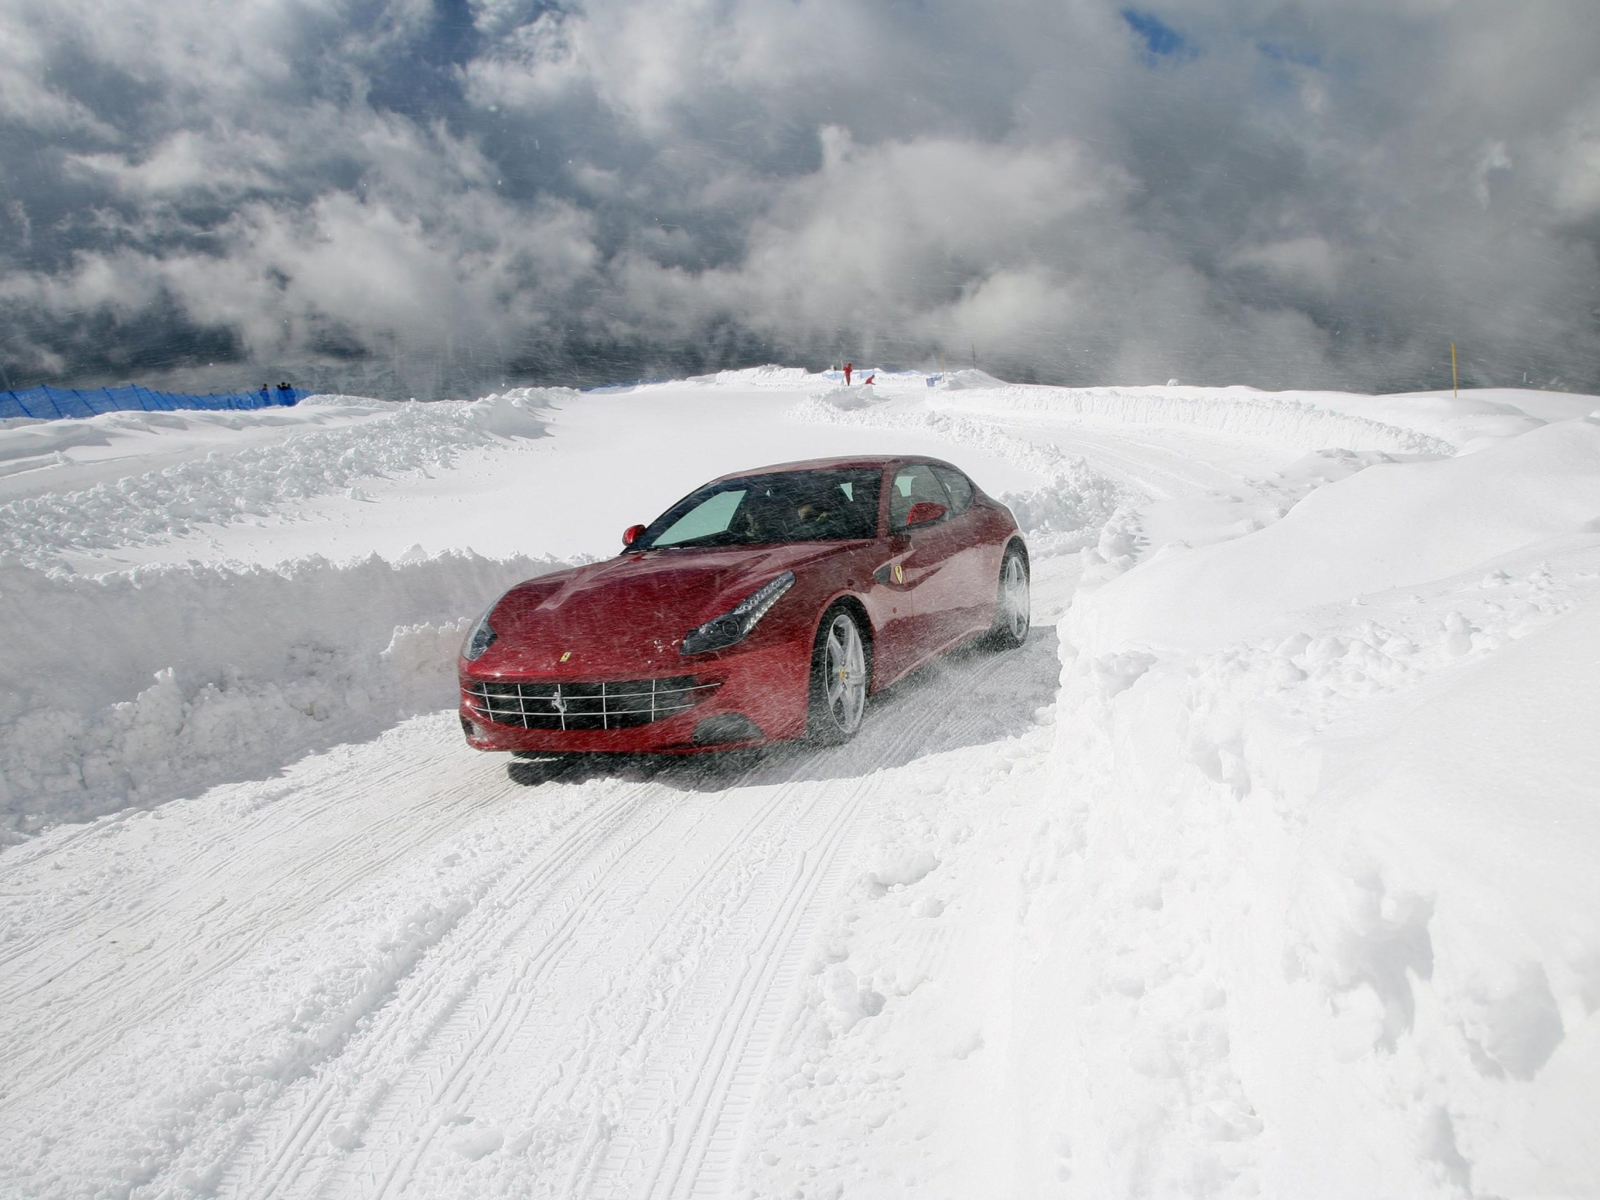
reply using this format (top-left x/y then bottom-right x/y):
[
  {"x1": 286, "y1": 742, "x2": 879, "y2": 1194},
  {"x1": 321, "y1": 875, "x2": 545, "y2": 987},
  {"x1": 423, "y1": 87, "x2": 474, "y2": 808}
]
[
  {"x1": 642, "y1": 468, "x2": 882, "y2": 548},
  {"x1": 889, "y1": 462, "x2": 953, "y2": 529},
  {"x1": 931, "y1": 464, "x2": 974, "y2": 515}
]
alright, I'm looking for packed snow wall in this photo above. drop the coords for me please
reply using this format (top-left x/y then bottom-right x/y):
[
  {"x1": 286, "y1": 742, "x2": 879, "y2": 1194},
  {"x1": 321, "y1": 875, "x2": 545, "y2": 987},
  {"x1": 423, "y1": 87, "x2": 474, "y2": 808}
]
[{"x1": 0, "y1": 551, "x2": 570, "y2": 837}]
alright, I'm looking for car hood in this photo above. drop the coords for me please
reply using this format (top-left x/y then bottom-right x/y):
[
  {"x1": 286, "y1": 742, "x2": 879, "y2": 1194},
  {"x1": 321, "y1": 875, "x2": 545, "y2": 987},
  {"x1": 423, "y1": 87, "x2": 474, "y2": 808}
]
[{"x1": 471, "y1": 541, "x2": 852, "y2": 676}]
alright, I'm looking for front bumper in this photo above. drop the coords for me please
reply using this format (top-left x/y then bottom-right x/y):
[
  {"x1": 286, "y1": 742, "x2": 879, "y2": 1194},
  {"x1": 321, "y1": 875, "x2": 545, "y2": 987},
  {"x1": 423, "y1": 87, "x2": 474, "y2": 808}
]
[{"x1": 459, "y1": 637, "x2": 809, "y2": 754}]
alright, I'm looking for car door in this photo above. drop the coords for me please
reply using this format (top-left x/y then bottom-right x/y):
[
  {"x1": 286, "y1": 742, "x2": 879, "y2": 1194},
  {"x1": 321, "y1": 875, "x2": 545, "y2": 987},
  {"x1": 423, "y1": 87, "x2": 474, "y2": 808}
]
[
  {"x1": 929, "y1": 463, "x2": 995, "y2": 639},
  {"x1": 884, "y1": 462, "x2": 968, "y2": 656}
]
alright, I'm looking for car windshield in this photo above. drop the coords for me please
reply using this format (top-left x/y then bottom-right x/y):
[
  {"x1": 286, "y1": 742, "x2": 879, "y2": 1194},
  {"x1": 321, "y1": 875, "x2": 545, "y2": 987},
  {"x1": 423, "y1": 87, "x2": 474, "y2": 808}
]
[{"x1": 639, "y1": 468, "x2": 882, "y2": 549}]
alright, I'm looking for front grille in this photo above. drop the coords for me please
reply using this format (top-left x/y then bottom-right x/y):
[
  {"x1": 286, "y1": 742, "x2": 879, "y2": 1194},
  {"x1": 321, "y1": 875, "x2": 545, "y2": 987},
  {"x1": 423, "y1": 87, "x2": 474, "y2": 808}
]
[{"x1": 463, "y1": 675, "x2": 718, "y2": 731}]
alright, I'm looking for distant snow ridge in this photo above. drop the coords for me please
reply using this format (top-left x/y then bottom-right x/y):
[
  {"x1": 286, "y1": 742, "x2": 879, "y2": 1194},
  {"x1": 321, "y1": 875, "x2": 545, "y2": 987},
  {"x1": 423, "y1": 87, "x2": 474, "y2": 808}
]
[
  {"x1": 934, "y1": 385, "x2": 1456, "y2": 456},
  {"x1": 0, "y1": 549, "x2": 565, "y2": 837},
  {"x1": 0, "y1": 390, "x2": 556, "y2": 570},
  {"x1": 707, "y1": 365, "x2": 822, "y2": 387}
]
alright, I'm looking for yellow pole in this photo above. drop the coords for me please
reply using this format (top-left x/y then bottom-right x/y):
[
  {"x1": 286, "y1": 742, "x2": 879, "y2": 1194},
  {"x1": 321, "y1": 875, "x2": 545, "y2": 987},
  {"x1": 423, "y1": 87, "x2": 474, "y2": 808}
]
[{"x1": 1451, "y1": 342, "x2": 1458, "y2": 397}]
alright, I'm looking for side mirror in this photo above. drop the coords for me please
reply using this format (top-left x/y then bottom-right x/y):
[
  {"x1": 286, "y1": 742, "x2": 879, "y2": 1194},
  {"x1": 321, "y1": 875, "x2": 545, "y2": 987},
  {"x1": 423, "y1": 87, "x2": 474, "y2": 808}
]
[
  {"x1": 904, "y1": 501, "x2": 947, "y2": 528},
  {"x1": 622, "y1": 523, "x2": 647, "y2": 547}
]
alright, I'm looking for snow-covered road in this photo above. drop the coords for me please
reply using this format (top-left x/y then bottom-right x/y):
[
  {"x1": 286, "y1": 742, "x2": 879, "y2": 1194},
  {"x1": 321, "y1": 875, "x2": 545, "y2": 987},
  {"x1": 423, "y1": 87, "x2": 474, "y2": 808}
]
[
  {"x1": 3, "y1": 368, "x2": 1597, "y2": 1198},
  {"x1": 4, "y1": 629, "x2": 1057, "y2": 1199}
]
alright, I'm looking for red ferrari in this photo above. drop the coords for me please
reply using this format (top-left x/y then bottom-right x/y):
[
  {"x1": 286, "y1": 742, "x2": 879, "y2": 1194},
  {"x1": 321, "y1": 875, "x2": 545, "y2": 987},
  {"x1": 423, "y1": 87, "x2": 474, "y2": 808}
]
[{"x1": 458, "y1": 455, "x2": 1030, "y2": 754}]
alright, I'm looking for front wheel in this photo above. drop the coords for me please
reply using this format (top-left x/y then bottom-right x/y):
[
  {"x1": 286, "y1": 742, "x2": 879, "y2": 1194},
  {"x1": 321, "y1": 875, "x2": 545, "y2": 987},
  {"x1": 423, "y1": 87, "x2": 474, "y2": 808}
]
[
  {"x1": 807, "y1": 606, "x2": 870, "y2": 744},
  {"x1": 989, "y1": 544, "x2": 1031, "y2": 649}
]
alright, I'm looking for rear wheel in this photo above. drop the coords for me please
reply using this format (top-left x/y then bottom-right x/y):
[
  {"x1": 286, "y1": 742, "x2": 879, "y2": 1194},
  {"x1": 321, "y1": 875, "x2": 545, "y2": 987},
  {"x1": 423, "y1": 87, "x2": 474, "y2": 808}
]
[
  {"x1": 989, "y1": 544, "x2": 1030, "y2": 649},
  {"x1": 808, "y1": 606, "x2": 870, "y2": 743}
]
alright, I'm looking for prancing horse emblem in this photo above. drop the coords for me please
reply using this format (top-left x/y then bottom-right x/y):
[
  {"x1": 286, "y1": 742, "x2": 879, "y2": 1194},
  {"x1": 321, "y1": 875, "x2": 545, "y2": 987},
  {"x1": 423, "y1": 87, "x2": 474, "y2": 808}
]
[
  {"x1": 893, "y1": 563, "x2": 904, "y2": 584},
  {"x1": 560, "y1": 650, "x2": 572, "y2": 662}
]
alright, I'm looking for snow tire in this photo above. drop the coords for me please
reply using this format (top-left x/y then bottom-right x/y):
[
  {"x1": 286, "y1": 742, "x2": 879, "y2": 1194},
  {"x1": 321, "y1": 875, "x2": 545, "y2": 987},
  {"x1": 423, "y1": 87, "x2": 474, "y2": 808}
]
[{"x1": 807, "y1": 604, "x2": 871, "y2": 744}]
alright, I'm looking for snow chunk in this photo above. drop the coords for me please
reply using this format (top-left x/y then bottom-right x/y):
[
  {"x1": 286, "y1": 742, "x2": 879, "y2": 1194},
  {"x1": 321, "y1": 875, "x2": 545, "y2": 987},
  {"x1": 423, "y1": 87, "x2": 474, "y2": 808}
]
[
  {"x1": 448, "y1": 1125, "x2": 505, "y2": 1161},
  {"x1": 822, "y1": 963, "x2": 885, "y2": 1029},
  {"x1": 866, "y1": 850, "x2": 939, "y2": 891}
]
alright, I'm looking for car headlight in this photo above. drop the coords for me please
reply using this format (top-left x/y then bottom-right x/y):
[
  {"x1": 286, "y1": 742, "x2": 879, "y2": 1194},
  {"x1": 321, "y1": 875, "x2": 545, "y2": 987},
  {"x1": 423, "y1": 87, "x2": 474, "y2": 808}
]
[
  {"x1": 462, "y1": 604, "x2": 499, "y2": 661},
  {"x1": 680, "y1": 571, "x2": 795, "y2": 656}
]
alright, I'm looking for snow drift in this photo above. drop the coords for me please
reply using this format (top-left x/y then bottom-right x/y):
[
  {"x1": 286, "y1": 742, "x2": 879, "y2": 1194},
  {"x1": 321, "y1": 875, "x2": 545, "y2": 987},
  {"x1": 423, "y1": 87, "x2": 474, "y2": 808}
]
[{"x1": 1022, "y1": 411, "x2": 1600, "y2": 1196}]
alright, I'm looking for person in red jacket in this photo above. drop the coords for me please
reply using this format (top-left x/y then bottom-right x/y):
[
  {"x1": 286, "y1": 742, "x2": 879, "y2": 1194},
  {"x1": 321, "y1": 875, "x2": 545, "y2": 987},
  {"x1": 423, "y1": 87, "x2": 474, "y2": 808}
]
[{"x1": 843, "y1": 362, "x2": 853, "y2": 386}]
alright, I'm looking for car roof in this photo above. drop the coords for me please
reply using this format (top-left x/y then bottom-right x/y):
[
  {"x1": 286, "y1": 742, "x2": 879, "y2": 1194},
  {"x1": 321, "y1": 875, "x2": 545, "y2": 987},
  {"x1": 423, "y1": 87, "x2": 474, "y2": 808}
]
[{"x1": 709, "y1": 454, "x2": 955, "y2": 483}]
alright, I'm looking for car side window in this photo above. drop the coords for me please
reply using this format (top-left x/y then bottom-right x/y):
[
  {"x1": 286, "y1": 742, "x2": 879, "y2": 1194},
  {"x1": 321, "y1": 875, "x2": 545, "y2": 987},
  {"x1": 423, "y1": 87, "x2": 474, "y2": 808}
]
[
  {"x1": 930, "y1": 465, "x2": 974, "y2": 516},
  {"x1": 889, "y1": 463, "x2": 952, "y2": 529},
  {"x1": 653, "y1": 488, "x2": 746, "y2": 546}
]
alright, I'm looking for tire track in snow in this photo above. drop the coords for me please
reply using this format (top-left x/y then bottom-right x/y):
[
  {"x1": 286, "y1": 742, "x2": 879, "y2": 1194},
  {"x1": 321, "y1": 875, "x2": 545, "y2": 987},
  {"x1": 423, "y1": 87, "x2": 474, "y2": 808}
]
[
  {"x1": 224, "y1": 643, "x2": 1037, "y2": 1200},
  {"x1": 317, "y1": 782, "x2": 735, "y2": 1200},
  {"x1": 216, "y1": 774, "x2": 678, "y2": 1199},
  {"x1": 595, "y1": 776, "x2": 871, "y2": 1200},
  {"x1": 0, "y1": 725, "x2": 522, "y2": 1111},
  {"x1": 3, "y1": 633, "x2": 1057, "y2": 1200},
  {"x1": 3, "y1": 744, "x2": 472, "y2": 978},
  {"x1": 254, "y1": 761, "x2": 848, "y2": 1200},
  {"x1": 582, "y1": 644, "x2": 1034, "y2": 1199}
]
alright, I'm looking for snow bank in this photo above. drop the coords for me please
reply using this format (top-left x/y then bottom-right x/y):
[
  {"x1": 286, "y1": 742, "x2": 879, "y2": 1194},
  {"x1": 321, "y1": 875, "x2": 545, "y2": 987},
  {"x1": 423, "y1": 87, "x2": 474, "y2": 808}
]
[
  {"x1": 999, "y1": 472, "x2": 1132, "y2": 557},
  {"x1": 0, "y1": 390, "x2": 556, "y2": 569},
  {"x1": 937, "y1": 368, "x2": 1010, "y2": 390},
  {"x1": 0, "y1": 550, "x2": 566, "y2": 837},
  {"x1": 810, "y1": 385, "x2": 880, "y2": 412},
  {"x1": 1019, "y1": 415, "x2": 1600, "y2": 1196},
  {"x1": 1280, "y1": 388, "x2": 1600, "y2": 450},
  {"x1": 690, "y1": 365, "x2": 932, "y2": 388},
  {"x1": 705, "y1": 365, "x2": 827, "y2": 387},
  {"x1": 0, "y1": 419, "x2": 122, "y2": 476}
]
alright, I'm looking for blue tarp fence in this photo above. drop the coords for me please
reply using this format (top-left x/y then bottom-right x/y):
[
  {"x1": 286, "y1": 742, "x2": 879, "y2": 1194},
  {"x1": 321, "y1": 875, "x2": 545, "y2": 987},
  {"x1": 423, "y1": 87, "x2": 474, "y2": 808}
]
[{"x1": 0, "y1": 384, "x2": 309, "y2": 422}]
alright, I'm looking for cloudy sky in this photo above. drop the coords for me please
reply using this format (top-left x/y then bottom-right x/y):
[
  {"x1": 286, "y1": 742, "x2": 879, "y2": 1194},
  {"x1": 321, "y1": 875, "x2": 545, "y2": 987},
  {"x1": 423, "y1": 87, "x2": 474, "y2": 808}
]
[{"x1": 2, "y1": 0, "x2": 1598, "y2": 397}]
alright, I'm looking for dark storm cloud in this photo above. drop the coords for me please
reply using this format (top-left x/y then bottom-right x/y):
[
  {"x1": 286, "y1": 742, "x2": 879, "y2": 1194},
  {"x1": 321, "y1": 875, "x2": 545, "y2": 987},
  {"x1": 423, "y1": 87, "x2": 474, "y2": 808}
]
[{"x1": 1, "y1": 0, "x2": 1598, "y2": 396}]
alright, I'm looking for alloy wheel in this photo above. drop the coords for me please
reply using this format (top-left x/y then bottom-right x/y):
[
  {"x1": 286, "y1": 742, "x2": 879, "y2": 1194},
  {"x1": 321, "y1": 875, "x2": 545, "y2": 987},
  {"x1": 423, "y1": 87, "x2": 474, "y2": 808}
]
[
  {"x1": 823, "y1": 612, "x2": 867, "y2": 735},
  {"x1": 990, "y1": 548, "x2": 1030, "y2": 649}
]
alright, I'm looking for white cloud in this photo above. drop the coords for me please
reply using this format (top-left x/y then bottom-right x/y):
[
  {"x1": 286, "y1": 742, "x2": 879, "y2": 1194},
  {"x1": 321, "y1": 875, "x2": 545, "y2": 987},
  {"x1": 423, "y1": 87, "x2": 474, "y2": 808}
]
[
  {"x1": 1, "y1": 0, "x2": 1598, "y2": 393},
  {"x1": 1228, "y1": 238, "x2": 1344, "y2": 293},
  {"x1": 1547, "y1": 96, "x2": 1600, "y2": 220}
]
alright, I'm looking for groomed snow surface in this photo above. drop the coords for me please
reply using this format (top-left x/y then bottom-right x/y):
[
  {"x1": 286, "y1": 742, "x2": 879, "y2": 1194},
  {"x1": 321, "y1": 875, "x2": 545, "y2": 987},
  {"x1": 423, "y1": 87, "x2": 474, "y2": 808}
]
[{"x1": 1, "y1": 368, "x2": 1596, "y2": 1199}]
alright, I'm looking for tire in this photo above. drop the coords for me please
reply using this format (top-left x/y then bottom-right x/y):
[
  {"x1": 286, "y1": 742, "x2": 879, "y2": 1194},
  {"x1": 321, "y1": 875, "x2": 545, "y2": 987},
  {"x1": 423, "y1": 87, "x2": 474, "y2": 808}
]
[
  {"x1": 989, "y1": 543, "x2": 1031, "y2": 649},
  {"x1": 807, "y1": 605, "x2": 871, "y2": 744}
]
